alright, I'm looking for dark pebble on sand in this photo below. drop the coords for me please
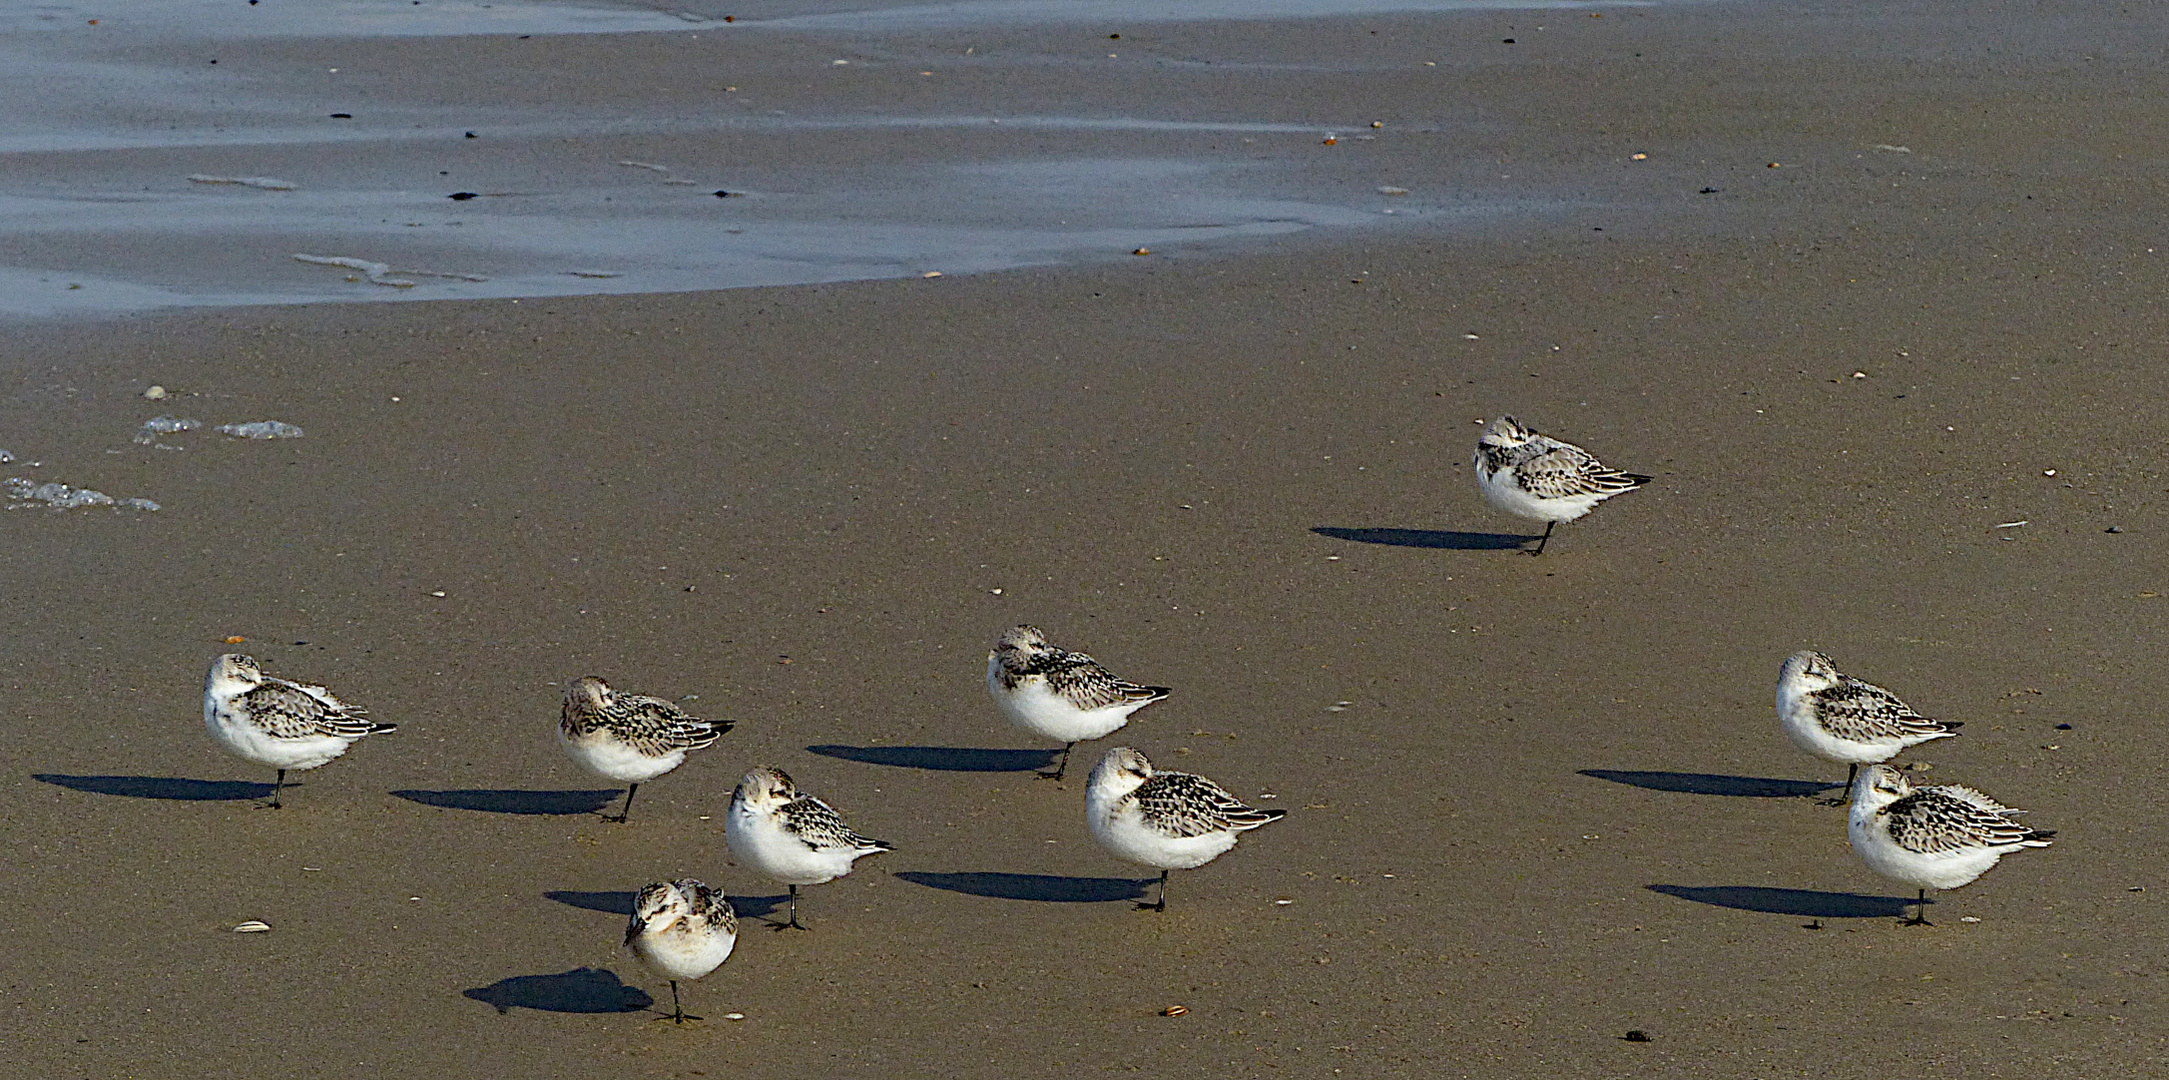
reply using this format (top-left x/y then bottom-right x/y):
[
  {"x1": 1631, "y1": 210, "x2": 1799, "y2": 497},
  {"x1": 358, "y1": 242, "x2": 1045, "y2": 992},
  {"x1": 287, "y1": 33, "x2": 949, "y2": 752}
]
[
  {"x1": 2056, "y1": 723, "x2": 2072, "y2": 730},
  {"x1": 2106, "y1": 525, "x2": 2124, "y2": 533},
  {"x1": 330, "y1": 113, "x2": 352, "y2": 119},
  {"x1": 449, "y1": 192, "x2": 479, "y2": 200},
  {"x1": 1621, "y1": 1030, "x2": 1651, "y2": 1043}
]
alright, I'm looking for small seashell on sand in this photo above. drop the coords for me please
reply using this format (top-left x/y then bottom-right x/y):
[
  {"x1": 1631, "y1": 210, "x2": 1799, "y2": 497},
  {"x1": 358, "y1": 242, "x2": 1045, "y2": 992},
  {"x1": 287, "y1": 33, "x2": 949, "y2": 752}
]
[{"x1": 233, "y1": 921, "x2": 272, "y2": 933}]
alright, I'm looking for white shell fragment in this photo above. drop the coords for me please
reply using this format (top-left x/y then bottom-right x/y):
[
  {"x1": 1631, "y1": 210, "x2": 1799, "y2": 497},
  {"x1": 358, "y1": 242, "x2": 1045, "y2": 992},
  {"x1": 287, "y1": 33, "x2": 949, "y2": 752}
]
[{"x1": 232, "y1": 920, "x2": 273, "y2": 933}]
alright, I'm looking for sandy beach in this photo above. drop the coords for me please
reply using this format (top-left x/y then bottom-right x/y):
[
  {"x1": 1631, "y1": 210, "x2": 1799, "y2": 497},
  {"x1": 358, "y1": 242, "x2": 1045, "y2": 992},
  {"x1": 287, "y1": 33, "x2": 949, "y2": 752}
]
[{"x1": 4, "y1": 1, "x2": 2168, "y2": 1076}]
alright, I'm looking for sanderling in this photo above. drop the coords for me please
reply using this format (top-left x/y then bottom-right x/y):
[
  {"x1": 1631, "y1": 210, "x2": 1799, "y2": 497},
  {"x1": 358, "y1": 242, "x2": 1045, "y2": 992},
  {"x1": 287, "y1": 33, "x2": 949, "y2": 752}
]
[
  {"x1": 624, "y1": 879, "x2": 737, "y2": 1023},
  {"x1": 559, "y1": 676, "x2": 732, "y2": 822},
  {"x1": 1777, "y1": 651, "x2": 1961, "y2": 798},
  {"x1": 1472, "y1": 415, "x2": 1652, "y2": 555},
  {"x1": 724, "y1": 766, "x2": 892, "y2": 930},
  {"x1": 987, "y1": 625, "x2": 1172, "y2": 781},
  {"x1": 202, "y1": 653, "x2": 395, "y2": 808},
  {"x1": 1085, "y1": 747, "x2": 1286, "y2": 912},
  {"x1": 1848, "y1": 764, "x2": 2054, "y2": 925}
]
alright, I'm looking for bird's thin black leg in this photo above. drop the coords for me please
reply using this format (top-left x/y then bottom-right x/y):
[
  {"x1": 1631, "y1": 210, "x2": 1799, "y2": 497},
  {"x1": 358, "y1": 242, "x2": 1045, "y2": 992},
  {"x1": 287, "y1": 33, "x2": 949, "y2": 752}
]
[
  {"x1": 1902, "y1": 888, "x2": 1933, "y2": 926},
  {"x1": 652, "y1": 979, "x2": 702, "y2": 1023},
  {"x1": 1818, "y1": 763, "x2": 1858, "y2": 806},
  {"x1": 609, "y1": 783, "x2": 639, "y2": 823},
  {"x1": 1038, "y1": 742, "x2": 1075, "y2": 781},
  {"x1": 775, "y1": 884, "x2": 808, "y2": 931},
  {"x1": 261, "y1": 769, "x2": 287, "y2": 810},
  {"x1": 1528, "y1": 521, "x2": 1556, "y2": 556},
  {"x1": 1137, "y1": 869, "x2": 1169, "y2": 912}
]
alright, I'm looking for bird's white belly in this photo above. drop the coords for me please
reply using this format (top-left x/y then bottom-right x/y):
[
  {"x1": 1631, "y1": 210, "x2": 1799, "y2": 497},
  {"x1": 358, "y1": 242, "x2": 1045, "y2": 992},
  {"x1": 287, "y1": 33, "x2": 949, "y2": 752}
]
[
  {"x1": 204, "y1": 702, "x2": 349, "y2": 771},
  {"x1": 988, "y1": 665, "x2": 1136, "y2": 743},
  {"x1": 1777, "y1": 697, "x2": 1893, "y2": 765},
  {"x1": 1849, "y1": 819, "x2": 2002, "y2": 891},
  {"x1": 635, "y1": 927, "x2": 735, "y2": 982},
  {"x1": 725, "y1": 806, "x2": 857, "y2": 886},
  {"x1": 560, "y1": 729, "x2": 685, "y2": 783},
  {"x1": 1477, "y1": 467, "x2": 1600, "y2": 524},
  {"x1": 1089, "y1": 805, "x2": 1238, "y2": 871}
]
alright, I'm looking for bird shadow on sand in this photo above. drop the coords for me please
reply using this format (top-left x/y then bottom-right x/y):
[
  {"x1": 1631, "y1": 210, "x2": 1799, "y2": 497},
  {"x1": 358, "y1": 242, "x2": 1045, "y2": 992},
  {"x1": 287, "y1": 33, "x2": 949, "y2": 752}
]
[
  {"x1": 392, "y1": 789, "x2": 623, "y2": 815},
  {"x1": 897, "y1": 871, "x2": 1151, "y2": 903},
  {"x1": 546, "y1": 890, "x2": 785, "y2": 920},
  {"x1": 1648, "y1": 885, "x2": 1918, "y2": 919},
  {"x1": 807, "y1": 745, "x2": 1059, "y2": 773},
  {"x1": 33, "y1": 774, "x2": 277, "y2": 801},
  {"x1": 464, "y1": 968, "x2": 653, "y2": 1014},
  {"x1": 1579, "y1": 769, "x2": 1840, "y2": 799},
  {"x1": 1312, "y1": 526, "x2": 1536, "y2": 551}
]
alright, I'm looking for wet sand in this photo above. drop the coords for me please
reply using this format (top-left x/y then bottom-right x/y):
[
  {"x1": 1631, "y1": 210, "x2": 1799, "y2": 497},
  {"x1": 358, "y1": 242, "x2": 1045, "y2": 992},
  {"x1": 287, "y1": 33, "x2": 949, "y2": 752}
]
[{"x1": 5, "y1": 1, "x2": 2169, "y2": 1076}]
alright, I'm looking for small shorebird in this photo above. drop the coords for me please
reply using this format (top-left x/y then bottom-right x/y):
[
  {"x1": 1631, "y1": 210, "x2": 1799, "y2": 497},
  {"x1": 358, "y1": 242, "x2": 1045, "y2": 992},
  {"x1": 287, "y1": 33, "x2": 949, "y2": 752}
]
[
  {"x1": 1472, "y1": 415, "x2": 1651, "y2": 555},
  {"x1": 559, "y1": 676, "x2": 731, "y2": 822},
  {"x1": 202, "y1": 653, "x2": 395, "y2": 808},
  {"x1": 1777, "y1": 651, "x2": 1961, "y2": 799},
  {"x1": 624, "y1": 879, "x2": 737, "y2": 1023},
  {"x1": 724, "y1": 766, "x2": 891, "y2": 930},
  {"x1": 1848, "y1": 764, "x2": 2054, "y2": 925},
  {"x1": 987, "y1": 625, "x2": 1171, "y2": 781},
  {"x1": 1085, "y1": 747, "x2": 1285, "y2": 912}
]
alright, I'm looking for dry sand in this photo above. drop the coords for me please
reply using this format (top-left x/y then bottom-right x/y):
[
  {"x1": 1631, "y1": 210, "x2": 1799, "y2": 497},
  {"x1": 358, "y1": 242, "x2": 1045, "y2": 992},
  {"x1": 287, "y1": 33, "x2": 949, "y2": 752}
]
[{"x1": 4, "y1": 1, "x2": 2168, "y2": 1076}]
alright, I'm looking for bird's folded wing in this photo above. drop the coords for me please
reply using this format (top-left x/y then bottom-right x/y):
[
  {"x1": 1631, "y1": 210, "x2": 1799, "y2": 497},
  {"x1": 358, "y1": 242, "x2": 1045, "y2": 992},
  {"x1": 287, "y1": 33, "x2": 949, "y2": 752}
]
[
  {"x1": 1517, "y1": 446, "x2": 1646, "y2": 499},
  {"x1": 244, "y1": 680, "x2": 375, "y2": 739}
]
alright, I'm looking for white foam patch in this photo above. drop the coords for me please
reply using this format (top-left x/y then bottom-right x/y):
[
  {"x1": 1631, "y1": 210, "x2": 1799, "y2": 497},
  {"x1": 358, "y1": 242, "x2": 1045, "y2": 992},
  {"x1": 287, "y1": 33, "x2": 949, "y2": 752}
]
[
  {"x1": 0, "y1": 2, "x2": 710, "y2": 41},
  {"x1": 761, "y1": 0, "x2": 1654, "y2": 32}
]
